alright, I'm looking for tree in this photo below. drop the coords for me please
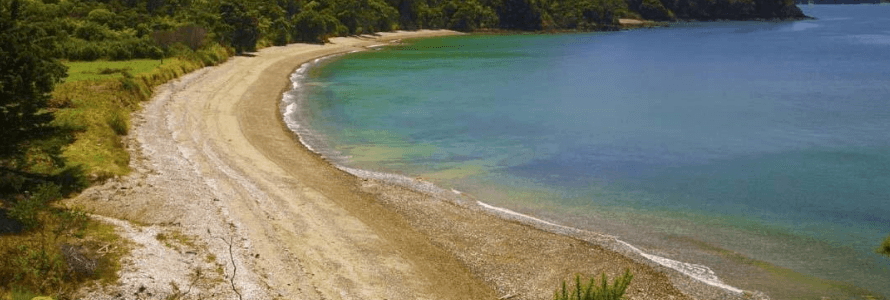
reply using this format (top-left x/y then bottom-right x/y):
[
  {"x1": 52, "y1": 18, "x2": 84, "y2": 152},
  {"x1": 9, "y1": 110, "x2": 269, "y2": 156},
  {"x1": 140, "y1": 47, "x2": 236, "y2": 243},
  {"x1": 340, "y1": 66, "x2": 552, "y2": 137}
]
[
  {"x1": 444, "y1": 0, "x2": 499, "y2": 31},
  {"x1": 0, "y1": 0, "x2": 67, "y2": 161},
  {"x1": 291, "y1": 2, "x2": 344, "y2": 43},
  {"x1": 496, "y1": 0, "x2": 543, "y2": 30},
  {"x1": 220, "y1": 0, "x2": 259, "y2": 54},
  {"x1": 271, "y1": 17, "x2": 291, "y2": 46}
]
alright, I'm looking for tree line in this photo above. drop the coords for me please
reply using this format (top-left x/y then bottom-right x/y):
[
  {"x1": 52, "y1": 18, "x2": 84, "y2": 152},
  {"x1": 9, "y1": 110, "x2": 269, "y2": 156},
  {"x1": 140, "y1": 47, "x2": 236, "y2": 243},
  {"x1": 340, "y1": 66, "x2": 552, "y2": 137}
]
[{"x1": 2, "y1": 0, "x2": 806, "y2": 61}]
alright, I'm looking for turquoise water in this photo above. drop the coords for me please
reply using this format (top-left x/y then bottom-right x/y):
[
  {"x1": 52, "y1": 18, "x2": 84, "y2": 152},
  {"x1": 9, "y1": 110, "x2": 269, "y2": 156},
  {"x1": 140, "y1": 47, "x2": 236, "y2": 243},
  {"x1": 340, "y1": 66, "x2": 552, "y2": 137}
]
[{"x1": 285, "y1": 5, "x2": 890, "y2": 297}]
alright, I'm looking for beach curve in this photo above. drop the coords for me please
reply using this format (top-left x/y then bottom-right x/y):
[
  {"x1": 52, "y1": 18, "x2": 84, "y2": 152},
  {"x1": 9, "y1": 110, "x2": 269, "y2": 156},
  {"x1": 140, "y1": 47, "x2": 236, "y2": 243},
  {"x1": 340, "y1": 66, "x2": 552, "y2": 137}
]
[{"x1": 73, "y1": 30, "x2": 757, "y2": 300}]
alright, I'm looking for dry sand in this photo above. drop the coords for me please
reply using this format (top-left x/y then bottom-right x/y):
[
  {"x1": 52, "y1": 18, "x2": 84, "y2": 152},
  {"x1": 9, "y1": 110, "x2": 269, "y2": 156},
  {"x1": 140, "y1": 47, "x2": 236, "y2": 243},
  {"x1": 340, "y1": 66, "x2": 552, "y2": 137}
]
[{"x1": 71, "y1": 30, "x2": 760, "y2": 300}]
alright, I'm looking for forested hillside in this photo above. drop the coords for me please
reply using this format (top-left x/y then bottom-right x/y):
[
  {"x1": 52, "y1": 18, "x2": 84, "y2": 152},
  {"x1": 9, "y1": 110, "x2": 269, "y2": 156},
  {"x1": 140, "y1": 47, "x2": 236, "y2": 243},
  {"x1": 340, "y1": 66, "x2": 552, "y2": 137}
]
[{"x1": 4, "y1": 0, "x2": 806, "y2": 61}]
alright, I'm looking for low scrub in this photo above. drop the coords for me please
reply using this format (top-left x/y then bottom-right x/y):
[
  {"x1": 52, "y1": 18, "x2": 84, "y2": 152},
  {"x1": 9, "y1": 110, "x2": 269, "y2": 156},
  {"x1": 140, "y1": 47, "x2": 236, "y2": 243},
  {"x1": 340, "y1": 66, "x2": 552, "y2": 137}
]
[
  {"x1": 1, "y1": 42, "x2": 230, "y2": 299},
  {"x1": 54, "y1": 45, "x2": 230, "y2": 181},
  {"x1": 880, "y1": 236, "x2": 890, "y2": 257},
  {"x1": 554, "y1": 270, "x2": 634, "y2": 300},
  {"x1": 0, "y1": 182, "x2": 124, "y2": 298}
]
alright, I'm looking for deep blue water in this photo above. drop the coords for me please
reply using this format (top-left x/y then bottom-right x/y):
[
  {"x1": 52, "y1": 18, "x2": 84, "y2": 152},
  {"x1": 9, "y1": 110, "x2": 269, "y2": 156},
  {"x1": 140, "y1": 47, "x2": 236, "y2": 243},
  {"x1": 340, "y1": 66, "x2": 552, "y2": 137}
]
[{"x1": 285, "y1": 5, "x2": 890, "y2": 297}]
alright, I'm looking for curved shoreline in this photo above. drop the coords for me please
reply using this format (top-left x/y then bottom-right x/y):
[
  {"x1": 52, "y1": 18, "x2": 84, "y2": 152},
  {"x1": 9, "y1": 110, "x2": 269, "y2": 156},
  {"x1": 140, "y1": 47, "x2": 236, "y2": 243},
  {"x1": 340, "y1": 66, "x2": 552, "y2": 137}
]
[
  {"x1": 280, "y1": 53, "x2": 749, "y2": 295},
  {"x1": 74, "y1": 30, "x2": 754, "y2": 299},
  {"x1": 275, "y1": 36, "x2": 752, "y2": 298}
]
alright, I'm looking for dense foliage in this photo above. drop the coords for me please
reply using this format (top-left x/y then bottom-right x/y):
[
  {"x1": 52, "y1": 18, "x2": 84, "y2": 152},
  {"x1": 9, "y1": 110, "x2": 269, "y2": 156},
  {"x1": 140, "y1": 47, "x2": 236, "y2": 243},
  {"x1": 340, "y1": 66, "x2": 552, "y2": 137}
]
[
  {"x1": 0, "y1": 0, "x2": 806, "y2": 60},
  {"x1": 0, "y1": 0, "x2": 67, "y2": 163},
  {"x1": 628, "y1": 0, "x2": 806, "y2": 20}
]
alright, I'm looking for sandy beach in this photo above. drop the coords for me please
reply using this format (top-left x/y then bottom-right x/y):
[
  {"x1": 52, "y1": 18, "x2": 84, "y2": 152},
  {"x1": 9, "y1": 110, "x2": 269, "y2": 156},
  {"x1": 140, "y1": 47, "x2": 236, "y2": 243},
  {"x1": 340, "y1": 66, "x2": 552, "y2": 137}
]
[{"x1": 71, "y1": 30, "x2": 755, "y2": 300}]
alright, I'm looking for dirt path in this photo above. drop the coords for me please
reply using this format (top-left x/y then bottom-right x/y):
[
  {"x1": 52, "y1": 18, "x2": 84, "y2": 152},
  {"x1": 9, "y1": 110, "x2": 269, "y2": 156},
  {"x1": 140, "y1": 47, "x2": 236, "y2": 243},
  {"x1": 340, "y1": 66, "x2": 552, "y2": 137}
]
[{"x1": 73, "y1": 30, "x2": 753, "y2": 300}]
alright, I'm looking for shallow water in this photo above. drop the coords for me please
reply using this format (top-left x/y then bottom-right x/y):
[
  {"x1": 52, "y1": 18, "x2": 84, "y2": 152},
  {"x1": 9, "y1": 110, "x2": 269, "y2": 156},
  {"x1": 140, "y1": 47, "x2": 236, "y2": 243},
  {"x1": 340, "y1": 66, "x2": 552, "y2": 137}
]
[{"x1": 285, "y1": 5, "x2": 890, "y2": 297}]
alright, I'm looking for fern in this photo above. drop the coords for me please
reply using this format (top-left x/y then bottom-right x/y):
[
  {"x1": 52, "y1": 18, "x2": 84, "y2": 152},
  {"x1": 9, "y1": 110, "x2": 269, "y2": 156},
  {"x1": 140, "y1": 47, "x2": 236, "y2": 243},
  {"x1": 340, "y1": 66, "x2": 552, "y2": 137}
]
[{"x1": 554, "y1": 270, "x2": 634, "y2": 300}]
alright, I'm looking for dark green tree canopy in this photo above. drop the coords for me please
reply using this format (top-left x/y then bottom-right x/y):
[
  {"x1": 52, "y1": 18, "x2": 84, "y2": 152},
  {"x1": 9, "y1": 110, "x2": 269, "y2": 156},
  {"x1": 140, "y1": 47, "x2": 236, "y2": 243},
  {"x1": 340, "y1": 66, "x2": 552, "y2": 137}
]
[
  {"x1": 0, "y1": 0, "x2": 67, "y2": 159},
  {"x1": 221, "y1": 0, "x2": 259, "y2": 54}
]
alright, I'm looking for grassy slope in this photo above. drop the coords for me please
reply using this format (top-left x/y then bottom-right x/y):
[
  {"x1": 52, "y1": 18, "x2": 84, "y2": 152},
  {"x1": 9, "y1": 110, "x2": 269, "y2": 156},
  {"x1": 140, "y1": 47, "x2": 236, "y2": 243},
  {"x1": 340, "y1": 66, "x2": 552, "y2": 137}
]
[
  {"x1": 0, "y1": 44, "x2": 230, "y2": 299},
  {"x1": 54, "y1": 44, "x2": 229, "y2": 180}
]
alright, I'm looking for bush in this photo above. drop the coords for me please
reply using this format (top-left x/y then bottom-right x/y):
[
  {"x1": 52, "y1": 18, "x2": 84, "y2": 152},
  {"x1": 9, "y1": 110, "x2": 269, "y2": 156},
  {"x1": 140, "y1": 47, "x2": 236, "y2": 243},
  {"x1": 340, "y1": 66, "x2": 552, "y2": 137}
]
[
  {"x1": 271, "y1": 17, "x2": 290, "y2": 46},
  {"x1": 86, "y1": 8, "x2": 117, "y2": 28},
  {"x1": 108, "y1": 42, "x2": 133, "y2": 60},
  {"x1": 880, "y1": 236, "x2": 890, "y2": 257},
  {"x1": 73, "y1": 21, "x2": 114, "y2": 42},
  {"x1": 445, "y1": 0, "x2": 499, "y2": 31},
  {"x1": 66, "y1": 39, "x2": 104, "y2": 61},
  {"x1": 554, "y1": 270, "x2": 634, "y2": 300},
  {"x1": 291, "y1": 6, "x2": 345, "y2": 43},
  {"x1": 631, "y1": 0, "x2": 674, "y2": 21},
  {"x1": 106, "y1": 111, "x2": 128, "y2": 136},
  {"x1": 9, "y1": 183, "x2": 62, "y2": 231},
  {"x1": 9, "y1": 244, "x2": 66, "y2": 294},
  {"x1": 59, "y1": 244, "x2": 96, "y2": 278}
]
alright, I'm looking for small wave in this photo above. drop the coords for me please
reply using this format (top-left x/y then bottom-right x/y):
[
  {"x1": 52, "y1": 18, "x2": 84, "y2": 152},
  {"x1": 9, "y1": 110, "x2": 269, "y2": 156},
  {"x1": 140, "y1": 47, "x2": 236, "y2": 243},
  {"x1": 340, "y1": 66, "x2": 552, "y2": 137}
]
[
  {"x1": 475, "y1": 201, "x2": 745, "y2": 295},
  {"x1": 280, "y1": 55, "x2": 349, "y2": 160}
]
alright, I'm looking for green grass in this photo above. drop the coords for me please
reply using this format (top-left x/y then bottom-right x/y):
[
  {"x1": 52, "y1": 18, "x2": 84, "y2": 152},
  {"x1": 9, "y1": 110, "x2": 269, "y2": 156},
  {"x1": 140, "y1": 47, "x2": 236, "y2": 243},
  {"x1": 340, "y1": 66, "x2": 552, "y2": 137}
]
[
  {"x1": 52, "y1": 45, "x2": 230, "y2": 180},
  {"x1": 0, "y1": 204, "x2": 124, "y2": 298},
  {"x1": 9, "y1": 289, "x2": 38, "y2": 300},
  {"x1": 83, "y1": 219, "x2": 128, "y2": 285},
  {"x1": 63, "y1": 59, "x2": 166, "y2": 83},
  {"x1": 1, "y1": 44, "x2": 230, "y2": 299}
]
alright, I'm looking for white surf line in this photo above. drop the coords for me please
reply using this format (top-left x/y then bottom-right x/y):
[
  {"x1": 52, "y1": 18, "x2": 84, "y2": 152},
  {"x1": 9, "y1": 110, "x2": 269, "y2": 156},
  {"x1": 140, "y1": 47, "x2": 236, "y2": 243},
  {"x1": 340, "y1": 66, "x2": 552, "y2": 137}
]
[
  {"x1": 281, "y1": 54, "x2": 350, "y2": 155},
  {"x1": 615, "y1": 240, "x2": 745, "y2": 294},
  {"x1": 475, "y1": 201, "x2": 745, "y2": 295},
  {"x1": 275, "y1": 33, "x2": 745, "y2": 296}
]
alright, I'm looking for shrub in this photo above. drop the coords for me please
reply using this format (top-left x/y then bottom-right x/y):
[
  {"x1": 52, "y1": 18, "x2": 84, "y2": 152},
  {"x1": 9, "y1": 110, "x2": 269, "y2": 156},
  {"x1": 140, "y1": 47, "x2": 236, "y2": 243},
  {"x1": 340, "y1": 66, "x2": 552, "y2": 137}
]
[
  {"x1": 291, "y1": 5, "x2": 345, "y2": 43},
  {"x1": 108, "y1": 42, "x2": 133, "y2": 61},
  {"x1": 880, "y1": 236, "x2": 890, "y2": 257},
  {"x1": 445, "y1": 0, "x2": 499, "y2": 31},
  {"x1": 554, "y1": 270, "x2": 634, "y2": 300},
  {"x1": 52, "y1": 207, "x2": 89, "y2": 239},
  {"x1": 9, "y1": 183, "x2": 62, "y2": 231},
  {"x1": 59, "y1": 244, "x2": 96, "y2": 278},
  {"x1": 151, "y1": 25, "x2": 208, "y2": 52},
  {"x1": 106, "y1": 111, "x2": 128, "y2": 136},
  {"x1": 271, "y1": 17, "x2": 290, "y2": 46},
  {"x1": 9, "y1": 244, "x2": 66, "y2": 294},
  {"x1": 73, "y1": 22, "x2": 113, "y2": 42},
  {"x1": 67, "y1": 40, "x2": 104, "y2": 61},
  {"x1": 98, "y1": 67, "x2": 130, "y2": 75},
  {"x1": 86, "y1": 9, "x2": 117, "y2": 27}
]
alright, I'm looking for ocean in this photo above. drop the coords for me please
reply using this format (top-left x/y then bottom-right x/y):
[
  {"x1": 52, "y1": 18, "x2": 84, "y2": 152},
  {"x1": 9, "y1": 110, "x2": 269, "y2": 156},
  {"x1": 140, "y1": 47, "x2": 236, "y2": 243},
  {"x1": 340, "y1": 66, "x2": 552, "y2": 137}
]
[{"x1": 283, "y1": 5, "x2": 890, "y2": 298}]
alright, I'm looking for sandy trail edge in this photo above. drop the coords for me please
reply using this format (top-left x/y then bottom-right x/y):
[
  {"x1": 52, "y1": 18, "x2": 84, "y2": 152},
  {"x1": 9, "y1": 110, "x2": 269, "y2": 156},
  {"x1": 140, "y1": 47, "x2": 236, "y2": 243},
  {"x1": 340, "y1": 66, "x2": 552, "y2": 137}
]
[{"x1": 71, "y1": 30, "x2": 758, "y2": 300}]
